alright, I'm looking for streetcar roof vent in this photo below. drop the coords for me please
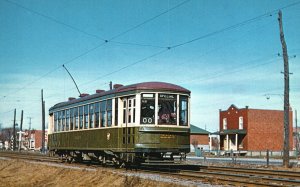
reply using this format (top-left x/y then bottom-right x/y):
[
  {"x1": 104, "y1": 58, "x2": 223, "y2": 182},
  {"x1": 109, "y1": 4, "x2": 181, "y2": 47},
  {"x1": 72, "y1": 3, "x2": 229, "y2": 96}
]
[
  {"x1": 68, "y1": 97, "x2": 76, "y2": 101},
  {"x1": 79, "y1": 93, "x2": 89, "y2": 97},
  {"x1": 113, "y1": 84, "x2": 123, "y2": 89},
  {"x1": 96, "y1": 89, "x2": 105, "y2": 93}
]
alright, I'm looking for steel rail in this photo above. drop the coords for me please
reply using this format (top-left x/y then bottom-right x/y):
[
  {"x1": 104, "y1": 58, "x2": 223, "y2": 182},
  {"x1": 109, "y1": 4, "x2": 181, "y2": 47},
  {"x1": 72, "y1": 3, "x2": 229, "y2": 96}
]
[
  {"x1": 1, "y1": 151, "x2": 300, "y2": 186},
  {"x1": 200, "y1": 165, "x2": 300, "y2": 179}
]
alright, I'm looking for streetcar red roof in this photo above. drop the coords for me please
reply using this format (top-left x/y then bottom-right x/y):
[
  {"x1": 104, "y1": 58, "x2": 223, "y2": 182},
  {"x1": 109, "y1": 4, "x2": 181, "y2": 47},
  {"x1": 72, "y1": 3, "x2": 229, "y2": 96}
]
[{"x1": 50, "y1": 82, "x2": 190, "y2": 111}]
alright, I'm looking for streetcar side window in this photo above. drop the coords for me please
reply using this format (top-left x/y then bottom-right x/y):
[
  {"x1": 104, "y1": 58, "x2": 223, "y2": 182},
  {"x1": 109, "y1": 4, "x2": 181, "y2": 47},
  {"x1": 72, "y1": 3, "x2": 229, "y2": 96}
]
[
  {"x1": 179, "y1": 96, "x2": 188, "y2": 126},
  {"x1": 57, "y1": 111, "x2": 61, "y2": 132},
  {"x1": 74, "y1": 107, "x2": 79, "y2": 130},
  {"x1": 70, "y1": 108, "x2": 74, "y2": 130},
  {"x1": 123, "y1": 100, "x2": 126, "y2": 124},
  {"x1": 84, "y1": 105, "x2": 88, "y2": 129},
  {"x1": 89, "y1": 104, "x2": 94, "y2": 128},
  {"x1": 115, "y1": 98, "x2": 118, "y2": 126},
  {"x1": 66, "y1": 109, "x2": 70, "y2": 131},
  {"x1": 79, "y1": 106, "x2": 83, "y2": 129},
  {"x1": 61, "y1": 110, "x2": 66, "y2": 131},
  {"x1": 54, "y1": 112, "x2": 58, "y2": 132},
  {"x1": 140, "y1": 93, "x2": 155, "y2": 124},
  {"x1": 100, "y1": 100, "x2": 106, "y2": 127},
  {"x1": 158, "y1": 94, "x2": 177, "y2": 125},
  {"x1": 107, "y1": 99, "x2": 112, "y2": 127},
  {"x1": 95, "y1": 102, "x2": 100, "y2": 128}
]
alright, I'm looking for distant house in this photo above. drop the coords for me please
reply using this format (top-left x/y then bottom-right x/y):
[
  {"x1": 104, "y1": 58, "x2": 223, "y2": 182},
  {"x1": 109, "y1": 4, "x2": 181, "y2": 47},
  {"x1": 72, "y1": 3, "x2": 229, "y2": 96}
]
[
  {"x1": 293, "y1": 127, "x2": 300, "y2": 152},
  {"x1": 219, "y1": 104, "x2": 293, "y2": 153},
  {"x1": 23, "y1": 130, "x2": 48, "y2": 151},
  {"x1": 190, "y1": 124, "x2": 210, "y2": 152}
]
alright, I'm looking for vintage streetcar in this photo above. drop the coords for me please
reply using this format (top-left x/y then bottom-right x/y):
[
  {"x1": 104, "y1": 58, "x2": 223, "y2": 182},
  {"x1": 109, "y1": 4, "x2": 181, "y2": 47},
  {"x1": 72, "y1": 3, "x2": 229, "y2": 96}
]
[{"x1": 48, "y1": 82, "x2": 190, "y2": 165}]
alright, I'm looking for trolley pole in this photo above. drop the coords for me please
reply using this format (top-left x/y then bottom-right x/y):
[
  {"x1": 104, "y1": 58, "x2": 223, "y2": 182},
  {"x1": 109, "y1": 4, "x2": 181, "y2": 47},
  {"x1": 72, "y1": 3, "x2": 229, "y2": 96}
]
[
  {"x1": 41, "y1": 89, "x2": 45, "y2": 153},
  {"x1": 278, "y1": 10, "x2": 290, "y2": 167},
  {"x1": 12, "y1": 108, "x2": 16, "y2": 151}
]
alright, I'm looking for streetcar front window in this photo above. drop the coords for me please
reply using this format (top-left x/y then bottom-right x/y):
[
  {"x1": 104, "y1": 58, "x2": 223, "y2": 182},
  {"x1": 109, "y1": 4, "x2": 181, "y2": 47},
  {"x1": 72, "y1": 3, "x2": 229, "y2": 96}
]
[
  {"x1": 140, "y1": 93, "x2": 155, "y2": 124},
  {"x1": 158, "y1": 94, "x2": 177, "y2": 125}
]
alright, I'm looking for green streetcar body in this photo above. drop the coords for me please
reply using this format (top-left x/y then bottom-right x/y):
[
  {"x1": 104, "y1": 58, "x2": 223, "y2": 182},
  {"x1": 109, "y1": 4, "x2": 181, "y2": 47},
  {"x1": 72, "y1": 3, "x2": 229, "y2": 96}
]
[{"x1": 48, "y1": 82, "x2": 191, "y2": 163}]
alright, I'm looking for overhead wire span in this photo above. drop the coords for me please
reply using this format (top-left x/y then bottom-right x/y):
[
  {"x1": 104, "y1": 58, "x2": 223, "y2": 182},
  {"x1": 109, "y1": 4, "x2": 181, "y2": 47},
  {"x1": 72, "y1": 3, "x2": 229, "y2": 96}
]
[
  {"x1": 3, "y1": 0, "x2": 106, "y2": 41},
  {"x1": 2, "y1": 0, "x2": 300, "y2": 101},
  {"x1": 180, "y1": 57, "x2": 281, "y2": 85},
  {"x1": 0, "y1": 0, "x2": 190, "y2": 99},
  {"x1": 108, "y1": 0, "x2": 191, "y2": 41},
  {"x1": 3, "y1": 0, "x2": 190, "y2": 49},
  {"x1": 169, "y1": 0, "x2": 300, "y2": 49},
  {"x1": 79, "y1": 48, "x2": 169, "y2": 87}
]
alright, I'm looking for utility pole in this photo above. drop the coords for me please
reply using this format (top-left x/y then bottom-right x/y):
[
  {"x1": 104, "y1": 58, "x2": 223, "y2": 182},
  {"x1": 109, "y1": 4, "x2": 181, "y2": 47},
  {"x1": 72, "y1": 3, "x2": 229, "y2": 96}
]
[
  {"x1": 27, "y1": 117, "x2": 32, "y2": 150},
  {"x1": 18, "y1": 110, "x2": 24, "y2": 151},
  {"x1": 41, "y1": 89, "x2": 45, "y2": 153},
  {"x1": 278, "y1": 10, "x2": 290, "y2": 167},
  {"x1": 12, "y1": 108, "x2": 16, "y2": 151},
  {"x1": 296, "y1": 110, "x2": 298, "y2": 157}
]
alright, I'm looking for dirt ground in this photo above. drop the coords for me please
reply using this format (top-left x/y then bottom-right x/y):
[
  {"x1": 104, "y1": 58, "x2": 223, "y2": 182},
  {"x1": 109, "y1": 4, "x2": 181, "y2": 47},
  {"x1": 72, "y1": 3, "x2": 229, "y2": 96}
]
[{"x1": 0, "y1": 158, "x2": 206, "y2": 187}]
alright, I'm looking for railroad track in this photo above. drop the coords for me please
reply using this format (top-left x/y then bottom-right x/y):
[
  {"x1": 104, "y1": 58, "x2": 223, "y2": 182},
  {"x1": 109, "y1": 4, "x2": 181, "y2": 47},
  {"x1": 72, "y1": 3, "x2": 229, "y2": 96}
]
[
  {"x1": 0, "y1": 150, "x2": 60, "y2": 163},
  {"x1": 1, "y1": 151, "x2": 300, "y2": 186},
  {"x1": 135, "y1": 162, "x2": 300, "y2": 186}
]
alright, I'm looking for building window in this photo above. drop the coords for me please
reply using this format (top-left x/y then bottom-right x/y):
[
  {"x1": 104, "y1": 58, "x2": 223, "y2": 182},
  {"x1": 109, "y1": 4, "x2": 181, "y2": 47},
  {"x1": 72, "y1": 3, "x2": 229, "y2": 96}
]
[
  {"x1": 239, "y1": 116, "x2": 243, "y2": 129},
  {"x1": 223, "y1": 118, "x2": 227, "y2": 130}
]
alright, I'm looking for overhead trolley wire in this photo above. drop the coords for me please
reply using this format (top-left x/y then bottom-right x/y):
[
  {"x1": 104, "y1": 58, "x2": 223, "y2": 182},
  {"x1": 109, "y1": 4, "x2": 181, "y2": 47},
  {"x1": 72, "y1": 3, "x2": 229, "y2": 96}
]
[
  {"x1": 3, "y1": 0, "x2": 106, "y2": 41},
  {"x1": 108, "y1": 0, "x2": 191, "y2": 41},
  {"x1": 2, "y1": 0, "x2": 300, "y2": 101},
  {"x1": 3, "y1": 0, "x2": 190, "y2": 49},
  {"x1": 60, "y1": 0, "x2": 300, "y2": 89},
  {"x1": 169, "y1": 0, "x2": 300, "y2": 50},
  {"x1": 1, "y1": 0, "x2": 190, "y2": 100}
]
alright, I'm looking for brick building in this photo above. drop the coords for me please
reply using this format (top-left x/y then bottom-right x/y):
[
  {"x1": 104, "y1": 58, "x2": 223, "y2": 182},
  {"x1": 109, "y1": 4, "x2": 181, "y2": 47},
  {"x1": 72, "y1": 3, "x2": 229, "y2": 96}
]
[
  {"x1": 190, "y1": 124, "x2": 210, "y2": 151},
  {"x1": 219, "y1": 104, "x2": 293, "y2": 152},
  {"x1": 23, "y1": 130, "x2": 48, "y2": 151}
]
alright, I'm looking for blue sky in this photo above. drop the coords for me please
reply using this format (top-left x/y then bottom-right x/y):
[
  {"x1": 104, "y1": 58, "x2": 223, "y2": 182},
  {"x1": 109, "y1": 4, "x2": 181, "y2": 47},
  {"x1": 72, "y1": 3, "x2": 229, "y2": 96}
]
[{"x1": 0, "y1": 0, "x2": 299, "y2": 132}]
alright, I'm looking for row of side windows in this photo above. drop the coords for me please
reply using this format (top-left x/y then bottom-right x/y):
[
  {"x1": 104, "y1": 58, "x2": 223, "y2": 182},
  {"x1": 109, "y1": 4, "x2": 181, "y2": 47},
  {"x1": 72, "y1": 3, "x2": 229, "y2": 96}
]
[
  {"x1": 222, "y1": 117, "x2": 243, "y2": 130},
  {"x1": 53, "y1": 99, "x2": 115, "y2": 132}
]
